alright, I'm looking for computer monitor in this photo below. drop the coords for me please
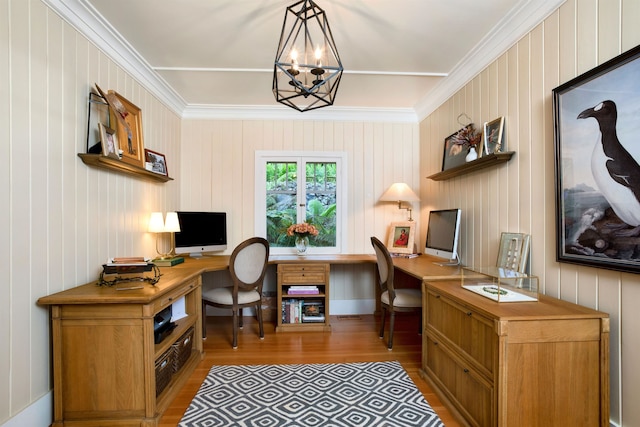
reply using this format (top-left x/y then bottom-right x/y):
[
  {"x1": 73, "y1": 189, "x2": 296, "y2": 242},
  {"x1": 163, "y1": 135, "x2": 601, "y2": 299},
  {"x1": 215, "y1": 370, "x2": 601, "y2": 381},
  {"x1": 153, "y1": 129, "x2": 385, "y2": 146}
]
[
  {"x1": 174, "y1": 211, "x2": 227, "y2": 257},
  {"x1": 424, "y1": 208, "x2": 462, "y2": 264}
]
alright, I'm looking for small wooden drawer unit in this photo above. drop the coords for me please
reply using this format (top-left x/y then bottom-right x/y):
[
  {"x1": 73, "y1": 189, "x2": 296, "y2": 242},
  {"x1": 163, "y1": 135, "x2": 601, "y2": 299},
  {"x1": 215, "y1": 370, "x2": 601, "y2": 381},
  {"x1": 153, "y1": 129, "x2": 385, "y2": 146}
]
[
  {"x1": 420, "y1": 280, "x2": 610, "y2": 427},
  {"x1": 276, "y1": 263, "x2": 331, "y2": 332}
]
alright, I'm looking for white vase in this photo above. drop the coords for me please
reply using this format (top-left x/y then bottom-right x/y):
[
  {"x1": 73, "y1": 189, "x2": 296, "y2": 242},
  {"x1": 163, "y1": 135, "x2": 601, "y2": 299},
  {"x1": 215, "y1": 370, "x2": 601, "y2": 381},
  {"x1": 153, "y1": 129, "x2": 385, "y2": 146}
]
[
  {"x1": 465, "y1": 147, "x2": 478, "y2": 162},
  {"x1": 295, "y1": 235, "x2": 309, "y2": 255}
]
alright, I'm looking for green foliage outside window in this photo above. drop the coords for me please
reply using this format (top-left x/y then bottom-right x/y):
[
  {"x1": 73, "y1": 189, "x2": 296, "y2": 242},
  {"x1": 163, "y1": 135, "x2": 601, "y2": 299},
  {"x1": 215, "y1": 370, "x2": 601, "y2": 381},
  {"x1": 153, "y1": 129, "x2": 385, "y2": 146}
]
[{"x1": 266, "y1": 161, "x2": 337, "y2": 247}]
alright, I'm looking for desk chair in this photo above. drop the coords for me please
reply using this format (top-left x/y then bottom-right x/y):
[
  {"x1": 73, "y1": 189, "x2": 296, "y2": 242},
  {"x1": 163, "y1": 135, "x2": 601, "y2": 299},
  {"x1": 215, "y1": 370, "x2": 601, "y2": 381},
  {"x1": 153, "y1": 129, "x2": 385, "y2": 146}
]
[
  {"x1": 201, "y1": 237, "x2": 269, "y2": 349},
  {"x1": 371, "y1": 236, "x2": 422, "y2": 350}
]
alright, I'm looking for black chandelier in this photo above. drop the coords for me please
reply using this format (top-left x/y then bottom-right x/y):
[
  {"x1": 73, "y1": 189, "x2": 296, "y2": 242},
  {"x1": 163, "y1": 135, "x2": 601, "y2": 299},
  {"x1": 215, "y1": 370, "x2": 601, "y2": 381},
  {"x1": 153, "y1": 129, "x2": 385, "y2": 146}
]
[{"x1": 273, "y1": 0, "x2": 343, "y2": 112}]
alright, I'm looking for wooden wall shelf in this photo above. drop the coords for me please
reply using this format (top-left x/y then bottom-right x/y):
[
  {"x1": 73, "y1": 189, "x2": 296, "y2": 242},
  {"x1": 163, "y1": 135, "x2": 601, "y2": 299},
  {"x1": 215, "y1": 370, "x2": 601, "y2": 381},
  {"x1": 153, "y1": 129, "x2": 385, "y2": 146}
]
[
  {"x1": 427, "y1": 151, "x2": 515, "y2": 181},
  {"x1": 78, "y1": 153, "x2": 173, "y2": 182}
]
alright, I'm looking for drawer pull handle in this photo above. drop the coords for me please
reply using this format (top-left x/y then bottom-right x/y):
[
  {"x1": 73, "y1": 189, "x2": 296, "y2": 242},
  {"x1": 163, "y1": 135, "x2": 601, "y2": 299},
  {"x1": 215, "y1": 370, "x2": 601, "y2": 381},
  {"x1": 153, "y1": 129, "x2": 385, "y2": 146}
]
[
  {"x1": 433, "y1": 342, "x2": 438, "y2": 346},
  {"x1": 466, "y1": 311, "x2": 472, "y2": 316},
  {"x1": 435, "y1": 295, "x2": 441, "y2": 299},
  {"x1": 463, "y1": 368, "x2": 469, "y2": 373}
]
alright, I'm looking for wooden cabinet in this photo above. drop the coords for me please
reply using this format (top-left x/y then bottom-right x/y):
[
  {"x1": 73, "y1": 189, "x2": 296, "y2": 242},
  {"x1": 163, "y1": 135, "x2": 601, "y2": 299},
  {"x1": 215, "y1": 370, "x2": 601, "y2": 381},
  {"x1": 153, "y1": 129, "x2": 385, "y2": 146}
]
[
  {"x1": 276, "y1": 263, "x2": 331, "y2": 332},
  {"x1": 38, "y1": 272, "x2": 204, "y2": 427},
  {"x1": 421, "y1": 280, "x2": 609, "y2": 427}
]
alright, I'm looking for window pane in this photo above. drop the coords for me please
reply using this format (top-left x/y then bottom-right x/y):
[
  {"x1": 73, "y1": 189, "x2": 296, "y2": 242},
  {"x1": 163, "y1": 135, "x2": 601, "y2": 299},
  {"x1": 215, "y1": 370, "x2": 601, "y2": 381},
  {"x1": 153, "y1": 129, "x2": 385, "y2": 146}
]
[
  {"x1": 266, "y1": 162, "x2": 297, "y2": 247},
  {"x1": 305, "y1": 162, "x2": 337, "y2": 246}
]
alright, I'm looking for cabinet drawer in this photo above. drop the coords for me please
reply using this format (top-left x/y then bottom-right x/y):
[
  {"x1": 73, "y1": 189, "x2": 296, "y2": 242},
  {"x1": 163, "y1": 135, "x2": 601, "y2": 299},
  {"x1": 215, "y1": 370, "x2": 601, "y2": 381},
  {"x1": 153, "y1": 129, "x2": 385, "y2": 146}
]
[
  {"x1": 426, "y1": 288, "x2": 495, "y2": 377},
  {"x1": 278, "y1": 264, "x2": 327, "y2": 284},
  {"x1": 153, "y1": 277, "x2": 200, "y2": 313},
  {"x1": 425, "y1": 335, "x2": 494, "y2": 427}
]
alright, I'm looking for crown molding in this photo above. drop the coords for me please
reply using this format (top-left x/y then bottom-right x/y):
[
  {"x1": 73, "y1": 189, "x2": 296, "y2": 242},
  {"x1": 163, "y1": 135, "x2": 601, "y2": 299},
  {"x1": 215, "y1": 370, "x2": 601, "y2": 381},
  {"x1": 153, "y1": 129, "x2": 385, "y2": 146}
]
[
  {"x1": 413, "y1": 0, "x2": 566, "y2": 121},
  {"x1": 183, "y1": 104, "x2": 418, "y2": 123},
  {"x1": 43, "y1": 0, "x2": 188, "y2": 115},
  {"x1": 44, "y1": 0, "x2": 564, "y2": 123}
]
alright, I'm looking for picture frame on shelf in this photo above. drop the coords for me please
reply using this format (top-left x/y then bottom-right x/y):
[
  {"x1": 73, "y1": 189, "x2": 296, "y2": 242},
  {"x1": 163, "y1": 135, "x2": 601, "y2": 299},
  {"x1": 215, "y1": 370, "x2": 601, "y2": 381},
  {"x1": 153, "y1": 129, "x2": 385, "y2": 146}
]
[
  {"x1": 98, "y1": 123, "x2": 120, "y2": 159},
  {"x1": 387, "y1": 221, "x2": 416, "y2": 254},
  {"x1": 144, "y1": 149, "x2": 168, "y2": 176},
  {"x1": 442, "y1": 124, "x2": 482, "y2": 171},
  {"x1": 107, "y1": 90, "x2": 145, "y2": 168},
  {"x1": 87, "y1": 91, "x2": 110, "y2": 153},
  {"x1": 484, "y1": 117, "x2": 505, "y2": 154},
  {"x1": 552, "y1": 44, "x2": 640, "y2": 274}
]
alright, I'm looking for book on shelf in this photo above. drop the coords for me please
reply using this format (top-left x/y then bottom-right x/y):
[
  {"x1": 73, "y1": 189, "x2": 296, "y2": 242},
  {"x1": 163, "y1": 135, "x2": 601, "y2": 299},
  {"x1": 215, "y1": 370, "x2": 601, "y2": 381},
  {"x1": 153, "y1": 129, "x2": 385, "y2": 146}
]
[
  {"x1": 287, "y1": 285, "x2": 320, "y2": 295},
  {"x1": 152, "y1": 256, "x2": 184, "y2": 267}
]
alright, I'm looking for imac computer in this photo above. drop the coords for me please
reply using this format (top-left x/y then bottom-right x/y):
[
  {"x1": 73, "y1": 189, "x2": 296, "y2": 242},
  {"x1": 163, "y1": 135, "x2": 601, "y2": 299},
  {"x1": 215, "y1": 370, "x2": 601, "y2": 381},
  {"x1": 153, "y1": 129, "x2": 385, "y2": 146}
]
[
  {"x1": 174, "y1": 211, "x2": 227, "y2": 257},
  {"x1": 424, "y1": 208, "x2": 462, "y2": 265}
]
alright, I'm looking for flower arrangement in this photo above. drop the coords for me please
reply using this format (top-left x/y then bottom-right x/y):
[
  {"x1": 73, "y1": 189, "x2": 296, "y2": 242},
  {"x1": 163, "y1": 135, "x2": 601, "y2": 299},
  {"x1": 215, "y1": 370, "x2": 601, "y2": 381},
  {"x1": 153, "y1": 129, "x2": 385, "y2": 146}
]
[{"x1": 287, "y1": 222, "x2": 319, "y2": 238}]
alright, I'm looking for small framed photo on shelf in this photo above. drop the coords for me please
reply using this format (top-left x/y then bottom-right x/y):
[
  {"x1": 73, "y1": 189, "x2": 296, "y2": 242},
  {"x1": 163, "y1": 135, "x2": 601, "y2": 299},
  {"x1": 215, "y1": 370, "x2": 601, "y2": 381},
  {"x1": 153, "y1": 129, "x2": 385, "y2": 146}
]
[
  {"x1": 144, "y1": 149, "x2": 168, "y2": 176},
  {"x1": 387, "y1": 221, "x2": 416, "y2": 254},
  {"x1": 484, "y1": 117, "x2": 505, "y2": 154},
  {"x1": 98, "y1": 123, "x2": 120, "y2": 159}
]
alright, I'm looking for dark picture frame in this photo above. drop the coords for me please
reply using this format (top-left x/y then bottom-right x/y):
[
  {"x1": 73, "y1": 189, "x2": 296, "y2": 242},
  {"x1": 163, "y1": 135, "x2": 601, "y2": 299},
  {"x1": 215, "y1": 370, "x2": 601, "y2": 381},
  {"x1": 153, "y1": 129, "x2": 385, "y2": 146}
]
[
  {"x1": 144, "y1": 149, "x2": 168, "y2": 176},
  {"x1": 441, "y1": 124, "x2": 482, "y2": 171},
  {"x1": 552, "y1": 44, "x2": 640, "y2": 274}
]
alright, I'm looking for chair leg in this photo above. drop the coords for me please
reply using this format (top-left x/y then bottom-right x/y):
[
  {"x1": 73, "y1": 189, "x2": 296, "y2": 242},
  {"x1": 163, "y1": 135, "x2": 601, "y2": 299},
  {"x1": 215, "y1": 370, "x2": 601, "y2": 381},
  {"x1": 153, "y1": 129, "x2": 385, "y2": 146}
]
[
  {"x1": 201, "y1": 301, "x2": 207, "y2": 339},
  {"x1": 239, "y1": 308, "x2": 243, "y2": 329},
  {"x1": 232, "y1": 309, "x2": 239, "y2": 349},
  {"x1": 379, "y1": 308, "x2": 386, "y2": 339},
  {"x1": 256, "y1": 304, "x2": 264, "y2": 339},
  {"x1": 387, "y1": 311, "x2": 396, "y2": 350}
]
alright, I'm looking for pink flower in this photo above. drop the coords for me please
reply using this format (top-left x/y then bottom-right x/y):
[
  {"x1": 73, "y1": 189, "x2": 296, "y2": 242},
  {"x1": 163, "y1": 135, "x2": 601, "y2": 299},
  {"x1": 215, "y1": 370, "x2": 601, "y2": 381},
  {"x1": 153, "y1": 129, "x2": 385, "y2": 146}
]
[{"x1": 287, "y1": 223, "x2": 319, "y2": 237}]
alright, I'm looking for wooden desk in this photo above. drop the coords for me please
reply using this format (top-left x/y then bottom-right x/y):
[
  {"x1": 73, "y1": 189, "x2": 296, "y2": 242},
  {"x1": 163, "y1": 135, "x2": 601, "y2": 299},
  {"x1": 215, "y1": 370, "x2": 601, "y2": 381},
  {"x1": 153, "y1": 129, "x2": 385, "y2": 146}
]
[{"x1": 37, "y1": 253, "x2": 460, "y2": 426}]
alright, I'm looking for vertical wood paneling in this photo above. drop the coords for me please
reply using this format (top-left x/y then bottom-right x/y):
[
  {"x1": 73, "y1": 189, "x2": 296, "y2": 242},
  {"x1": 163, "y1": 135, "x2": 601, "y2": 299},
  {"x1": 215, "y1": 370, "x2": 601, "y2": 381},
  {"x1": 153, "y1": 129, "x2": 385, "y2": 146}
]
[
  {"x1": 0, "y1": 0, "x2": 11, "y2": 419},
  {"x1": 420, "y1": 4, "x2": 640, "y2": 425},
  {"x1": 180, "y1": 119, "x2": 419, "y2": 256},
  {"x1": 2, "y1": 0, "x2": 181, "y2": 423}
]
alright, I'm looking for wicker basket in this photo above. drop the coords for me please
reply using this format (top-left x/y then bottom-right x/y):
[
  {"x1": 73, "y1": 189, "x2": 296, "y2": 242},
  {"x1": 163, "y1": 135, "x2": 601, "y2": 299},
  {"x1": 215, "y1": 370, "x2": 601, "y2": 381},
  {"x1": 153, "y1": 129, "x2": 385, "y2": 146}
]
[
  {"x1": 171, "y1": 327, "x2": 194, "y2": 374},
  {"x1": 155, "y1": 348, "x2": 173, "y2": 397}
]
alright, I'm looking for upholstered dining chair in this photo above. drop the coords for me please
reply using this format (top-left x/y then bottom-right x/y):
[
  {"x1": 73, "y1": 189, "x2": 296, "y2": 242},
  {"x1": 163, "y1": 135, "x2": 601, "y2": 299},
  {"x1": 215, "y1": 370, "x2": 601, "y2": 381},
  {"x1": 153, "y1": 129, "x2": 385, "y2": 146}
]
[
  {"x1": 370, "y1": 236, "x2": 422, "y2": 350},
  {"x1": 201, "y1": 237, "x2": 270, "y2": 349}
]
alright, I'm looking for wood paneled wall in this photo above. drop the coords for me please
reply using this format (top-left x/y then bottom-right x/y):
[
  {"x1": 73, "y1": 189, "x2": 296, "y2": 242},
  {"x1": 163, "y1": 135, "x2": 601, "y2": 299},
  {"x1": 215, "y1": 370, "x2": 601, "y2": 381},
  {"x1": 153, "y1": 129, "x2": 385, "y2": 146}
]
[
  {"x1": 0, "y1": 0, "x2": 180, "y2": 424},
  {"x1": 419, "y1": 1, "x2": 640, "y2": 425}
]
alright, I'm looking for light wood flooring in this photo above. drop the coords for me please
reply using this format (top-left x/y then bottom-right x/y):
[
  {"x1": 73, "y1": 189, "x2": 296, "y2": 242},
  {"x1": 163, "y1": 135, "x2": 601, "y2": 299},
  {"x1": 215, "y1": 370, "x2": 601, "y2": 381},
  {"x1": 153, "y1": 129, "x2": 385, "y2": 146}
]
[{"x1": 159, "y1": 313, "x2": 461, "y2": 426}]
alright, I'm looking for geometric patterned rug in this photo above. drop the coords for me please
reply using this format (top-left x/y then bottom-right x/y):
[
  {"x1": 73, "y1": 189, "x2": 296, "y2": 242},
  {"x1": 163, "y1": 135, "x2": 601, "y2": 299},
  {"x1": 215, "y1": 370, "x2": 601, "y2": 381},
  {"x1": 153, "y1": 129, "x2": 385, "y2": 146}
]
[{"x1": 178, "y1": 361, "x2": 444, "y2": 427}]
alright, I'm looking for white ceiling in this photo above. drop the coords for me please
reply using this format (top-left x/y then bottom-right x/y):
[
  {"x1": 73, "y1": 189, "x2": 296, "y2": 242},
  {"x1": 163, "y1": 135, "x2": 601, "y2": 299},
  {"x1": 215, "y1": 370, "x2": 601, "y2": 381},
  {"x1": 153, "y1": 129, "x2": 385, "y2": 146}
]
[{"x1": 54, "y1": 0, "x2": 564, "y2": 120}]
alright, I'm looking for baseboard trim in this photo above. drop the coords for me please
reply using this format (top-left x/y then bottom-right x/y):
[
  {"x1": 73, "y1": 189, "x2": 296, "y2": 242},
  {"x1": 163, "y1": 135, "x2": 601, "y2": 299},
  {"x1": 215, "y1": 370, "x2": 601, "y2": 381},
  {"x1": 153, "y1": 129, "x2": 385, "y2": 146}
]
[{"x1": 1, "y1": 392, "x2": 51, "y2": 427}]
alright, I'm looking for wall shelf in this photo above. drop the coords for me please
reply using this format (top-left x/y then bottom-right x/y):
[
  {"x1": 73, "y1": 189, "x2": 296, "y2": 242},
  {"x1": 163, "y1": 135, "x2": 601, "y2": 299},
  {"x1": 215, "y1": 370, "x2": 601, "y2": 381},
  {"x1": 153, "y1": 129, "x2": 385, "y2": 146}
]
[
  {"x1": 427, "y1": 151, "x2": 515, "y2": 181},
  {"x1": 78, "y1": 153, "x2": 173, "y2": 182}
]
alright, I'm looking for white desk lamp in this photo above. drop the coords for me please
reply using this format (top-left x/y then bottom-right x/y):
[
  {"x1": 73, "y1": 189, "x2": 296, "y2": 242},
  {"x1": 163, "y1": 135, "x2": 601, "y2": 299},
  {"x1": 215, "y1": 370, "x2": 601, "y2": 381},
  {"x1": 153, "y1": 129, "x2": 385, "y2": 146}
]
[{"x1": 379, "y1": 183, "x2": 420, "y2": 221}]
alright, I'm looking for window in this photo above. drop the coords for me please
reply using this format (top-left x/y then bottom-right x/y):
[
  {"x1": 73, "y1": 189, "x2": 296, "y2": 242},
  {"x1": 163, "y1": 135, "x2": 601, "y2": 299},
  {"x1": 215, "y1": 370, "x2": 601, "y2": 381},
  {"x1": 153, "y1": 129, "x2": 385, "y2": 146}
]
[{"x1": 255, "y1": 152, "x2": 346, "y2": 254}]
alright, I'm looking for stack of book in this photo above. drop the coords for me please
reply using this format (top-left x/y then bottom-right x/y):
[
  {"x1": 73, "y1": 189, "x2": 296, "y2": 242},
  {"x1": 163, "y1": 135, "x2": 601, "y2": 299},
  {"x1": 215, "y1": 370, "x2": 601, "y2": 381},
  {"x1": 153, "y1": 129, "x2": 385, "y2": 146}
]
[
  {"x1": 152, "y1": 256, "x2": 184, "y2": 267},
  {"x1": 287, "y1": 285, "x2": 320, "y2": 295}
]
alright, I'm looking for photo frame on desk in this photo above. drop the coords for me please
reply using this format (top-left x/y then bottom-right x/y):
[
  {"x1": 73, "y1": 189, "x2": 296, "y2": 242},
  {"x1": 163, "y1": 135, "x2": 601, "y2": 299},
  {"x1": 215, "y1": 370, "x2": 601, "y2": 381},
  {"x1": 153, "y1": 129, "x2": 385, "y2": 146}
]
[
  {"x1": 496, "y1": 232, "x2": 530, "y2": 273},
  {"x1": 387, "y1": 221, "x2": 415, "y2": 254}
]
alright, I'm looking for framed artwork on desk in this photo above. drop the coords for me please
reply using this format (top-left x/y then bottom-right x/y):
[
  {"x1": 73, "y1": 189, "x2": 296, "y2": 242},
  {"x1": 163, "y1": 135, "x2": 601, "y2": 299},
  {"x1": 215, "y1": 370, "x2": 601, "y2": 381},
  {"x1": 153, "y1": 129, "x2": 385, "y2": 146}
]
[{"x1": 387, "y1": 221, "x2": 415, "y2": 254}]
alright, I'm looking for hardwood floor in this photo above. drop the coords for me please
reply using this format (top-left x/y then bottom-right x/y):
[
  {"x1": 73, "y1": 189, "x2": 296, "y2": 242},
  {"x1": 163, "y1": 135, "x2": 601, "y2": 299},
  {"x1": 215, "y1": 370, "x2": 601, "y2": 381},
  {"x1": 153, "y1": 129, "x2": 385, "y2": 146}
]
[{"x1": 159, "y1": 313, "x2": 462, "y2": 426}]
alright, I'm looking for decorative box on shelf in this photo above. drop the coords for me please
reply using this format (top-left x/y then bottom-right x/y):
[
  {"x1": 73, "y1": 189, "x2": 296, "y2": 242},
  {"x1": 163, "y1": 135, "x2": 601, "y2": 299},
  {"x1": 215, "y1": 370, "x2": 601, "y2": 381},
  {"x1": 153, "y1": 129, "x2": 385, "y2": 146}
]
[{"x1": 460, "y1": 266, "x2": 539, "y2": 302}]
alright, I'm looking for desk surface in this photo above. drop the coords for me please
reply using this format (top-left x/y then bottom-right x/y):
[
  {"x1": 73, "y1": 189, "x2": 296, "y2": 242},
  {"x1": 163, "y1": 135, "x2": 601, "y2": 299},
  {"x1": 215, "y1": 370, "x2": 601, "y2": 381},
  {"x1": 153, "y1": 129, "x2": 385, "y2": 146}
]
[{"x1": 38, "y1": 254, "x2": 461, "y2": 306}]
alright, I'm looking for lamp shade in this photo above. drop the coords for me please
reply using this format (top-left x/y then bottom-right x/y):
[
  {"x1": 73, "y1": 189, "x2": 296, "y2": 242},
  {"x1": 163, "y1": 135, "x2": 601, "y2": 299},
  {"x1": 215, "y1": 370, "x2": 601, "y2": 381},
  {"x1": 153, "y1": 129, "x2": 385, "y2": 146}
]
[
  {"x1": 164, "y1": 212, "x2": 181, "y2": 232},
  {"x1": 379, "y1": 183, "x2": 420, "y2": 202},
  {"x1": 148, "y1": 212, "x2": 165, "y2": 233}
]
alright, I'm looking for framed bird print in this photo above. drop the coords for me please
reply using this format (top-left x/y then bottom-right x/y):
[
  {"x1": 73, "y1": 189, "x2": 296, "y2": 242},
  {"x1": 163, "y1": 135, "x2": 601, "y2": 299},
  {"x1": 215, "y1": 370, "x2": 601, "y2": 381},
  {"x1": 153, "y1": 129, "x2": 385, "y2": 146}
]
[
  {"x1": 441, "y1": 124, "x2": 482, "y2": 171},
  {"x1": 552, "y1": 43, "x2": 640, "y2": 274}
]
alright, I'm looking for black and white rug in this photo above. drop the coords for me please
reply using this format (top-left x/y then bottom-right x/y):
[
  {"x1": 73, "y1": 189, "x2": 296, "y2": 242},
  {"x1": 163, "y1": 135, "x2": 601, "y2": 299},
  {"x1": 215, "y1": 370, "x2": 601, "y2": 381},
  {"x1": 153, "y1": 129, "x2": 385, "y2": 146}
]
[{"x1": 179, "y1": 360, "x2": 444, "y2": 427}]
